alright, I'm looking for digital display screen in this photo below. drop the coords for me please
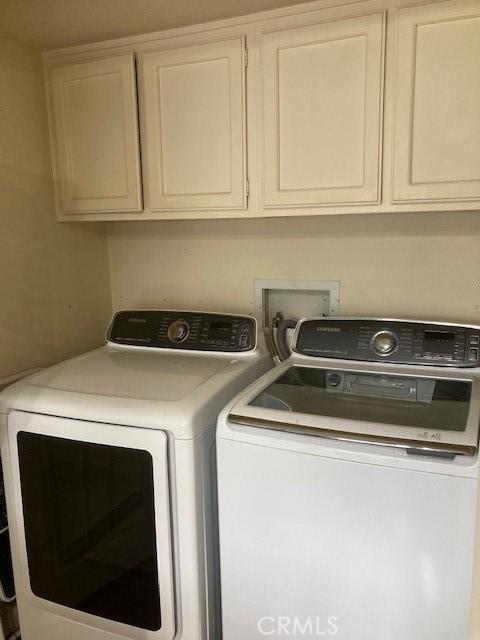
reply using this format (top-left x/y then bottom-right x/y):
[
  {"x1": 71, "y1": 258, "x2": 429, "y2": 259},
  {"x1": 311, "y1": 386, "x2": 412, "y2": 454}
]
[
  {"x1": 208, "y1": 321, "x2": 232, "y2": 341},
  {"x1": 423, "y1": 331, "x2": 456, "y2": 355}
]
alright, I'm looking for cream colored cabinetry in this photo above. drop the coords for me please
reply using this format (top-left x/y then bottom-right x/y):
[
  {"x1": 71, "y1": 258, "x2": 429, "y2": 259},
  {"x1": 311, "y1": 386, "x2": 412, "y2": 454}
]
[
  {"x1": 44, "y1": 0, "x2": 480, "y2": 221},
  {"x1": 260, "y1": 12, "x2": 385, "y2": 208},
  {"x1": 392, "y1": 0, "x2": 480, "y2": 203},
  {"x1": 141, "y1": 38, "x2": 247, "y2": 211},
  {"x1": 49, "y1": 54, "x2": 142, "y2": 215}
]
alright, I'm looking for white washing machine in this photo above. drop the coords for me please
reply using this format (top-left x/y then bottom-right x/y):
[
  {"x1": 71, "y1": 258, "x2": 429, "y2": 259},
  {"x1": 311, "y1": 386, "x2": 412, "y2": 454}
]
[
  {"x1": 0, "y1": 309, "x2": 271, "y2": 640},
  {"x1": 217, "y1": 317, "x2": 480, "y2": 640}
]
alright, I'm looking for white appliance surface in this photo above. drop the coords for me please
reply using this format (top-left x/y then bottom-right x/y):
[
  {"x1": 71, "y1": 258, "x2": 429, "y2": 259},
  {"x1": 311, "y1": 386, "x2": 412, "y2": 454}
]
[
  {"x1": 26, "y1": 347, "x2": 236, "y2": 399},
  {"x1": 0, "y1": 345, "x2": 267, "y2": 438},
  {"x1": 218, "y1": 436, "x2": 476, "y2": 640},
  {"x1": 0, "y1": 311, "x2": 272, "y2": 640},
  {"x1": 217, "y1": 337, "x2": 480, "y2": 640}
]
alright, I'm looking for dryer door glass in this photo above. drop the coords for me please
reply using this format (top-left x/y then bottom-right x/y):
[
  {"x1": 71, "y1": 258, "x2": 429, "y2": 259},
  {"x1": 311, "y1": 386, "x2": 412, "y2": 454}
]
[{"x1": 17, "y1": 432, "x2": 161, "y2": 631}]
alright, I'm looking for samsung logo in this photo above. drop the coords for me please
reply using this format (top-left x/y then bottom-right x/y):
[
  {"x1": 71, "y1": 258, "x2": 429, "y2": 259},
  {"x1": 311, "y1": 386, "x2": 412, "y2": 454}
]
[
  {"x1": 127, "y1": 318, "x2": 147, "y2": 323},
  {"x1": 316, "y1": 326, "x2": 341, "y2": 333}
]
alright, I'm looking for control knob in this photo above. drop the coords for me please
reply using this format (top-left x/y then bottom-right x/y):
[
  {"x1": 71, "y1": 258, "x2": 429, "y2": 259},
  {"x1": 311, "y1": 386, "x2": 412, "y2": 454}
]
[
  {"x1": 371, "y1": 330, "x2": 398, "y2": 356},
  {"x1": 327, "y1": 372, "x2": 342, "y2": 387},
  {"x1": 168, "y1": 319, "x2": 189, "y2": 343}
]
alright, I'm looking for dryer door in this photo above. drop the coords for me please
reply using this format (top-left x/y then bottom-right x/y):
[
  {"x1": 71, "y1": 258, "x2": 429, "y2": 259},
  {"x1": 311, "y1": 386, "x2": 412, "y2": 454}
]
[{"x1": 7, "y1": 411, "x2": 175, "y2": 640}]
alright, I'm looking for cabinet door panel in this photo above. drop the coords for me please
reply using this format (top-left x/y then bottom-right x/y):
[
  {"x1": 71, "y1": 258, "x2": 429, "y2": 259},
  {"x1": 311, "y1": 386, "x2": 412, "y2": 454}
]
[
  {"x1": 262, "y1": 12, "x2": 385, "y2": 208},
  {"x1": 50, "y1": 54, "x2": 142, "y2": 214},
  {"x1": 142, "y1": 38, "x2": 246, "y2": 211},
  {"x1": 392, "y1": 1, "x2": 480, "y2": 202}
]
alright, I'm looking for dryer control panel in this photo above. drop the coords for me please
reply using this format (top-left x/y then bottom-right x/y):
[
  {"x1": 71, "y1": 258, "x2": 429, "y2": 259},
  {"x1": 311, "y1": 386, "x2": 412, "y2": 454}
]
[
  {"x1": 293, "y1": 318, "x2": 480, "y2": 367},
  {"x1": 108, "y1": 310, "x2": 256, "y2": 352}
]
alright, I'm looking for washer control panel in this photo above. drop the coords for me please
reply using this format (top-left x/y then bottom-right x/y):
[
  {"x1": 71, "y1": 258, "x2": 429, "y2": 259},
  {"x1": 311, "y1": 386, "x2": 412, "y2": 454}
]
[
  {"x1": 108, "y1": 310, "x2": 256, "y2": 352},
  {"x1": 294, "y1": 318, "x2": 480, "y2": 367}
]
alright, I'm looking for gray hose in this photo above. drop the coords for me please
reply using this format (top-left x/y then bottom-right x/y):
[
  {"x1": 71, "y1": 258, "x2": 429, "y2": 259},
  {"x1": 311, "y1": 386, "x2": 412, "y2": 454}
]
[
  {"x1": 276, "y1": 319, "x2": 297, "y2": 361},
  {"x1": 264, "y1": 326, "x2": 281, "y2": 365}
]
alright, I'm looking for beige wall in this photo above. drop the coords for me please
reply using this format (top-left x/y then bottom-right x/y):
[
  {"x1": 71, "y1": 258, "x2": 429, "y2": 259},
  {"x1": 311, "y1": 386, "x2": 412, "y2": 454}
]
[
  {"x1": 107, "y1": 212, "x2": 480, "y2": 324},
  {"x1": 0, "y1": 36, "x2": 112, "y2": 380},
  {"x1": 2, "y1": 36, "x2": 478, "y2": 376}
]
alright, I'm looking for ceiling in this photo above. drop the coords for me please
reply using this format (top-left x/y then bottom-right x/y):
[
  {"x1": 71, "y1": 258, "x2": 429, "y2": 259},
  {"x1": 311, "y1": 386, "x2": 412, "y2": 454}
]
[{"x1": 0, "y1": 0, "x2": 310, "y2": 50}]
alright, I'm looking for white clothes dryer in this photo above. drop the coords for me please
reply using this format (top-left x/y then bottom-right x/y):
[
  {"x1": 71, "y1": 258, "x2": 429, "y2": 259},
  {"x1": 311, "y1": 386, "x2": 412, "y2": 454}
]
[{"x1": 0, "y1": 310, "x2": 271, "y2": 640}]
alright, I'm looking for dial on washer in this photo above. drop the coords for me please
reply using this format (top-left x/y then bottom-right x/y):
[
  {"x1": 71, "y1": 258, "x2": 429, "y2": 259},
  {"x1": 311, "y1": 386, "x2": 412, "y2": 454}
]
[
  {"x1": 168, "y1": 319, "x2": 189, "y2": 343},
  {"x1": 371, "y1": 330, "x2": 398, "y2": 356}
]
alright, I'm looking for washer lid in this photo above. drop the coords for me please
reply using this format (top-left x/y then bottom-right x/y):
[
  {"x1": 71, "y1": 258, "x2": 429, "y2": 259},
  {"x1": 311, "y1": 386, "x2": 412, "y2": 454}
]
[
  {"x1": 22, "y1": 347, "x2": 234, "y2": 402},
  {"x1": 228, "y1": 361, "x2": 480, "y2": 456}
]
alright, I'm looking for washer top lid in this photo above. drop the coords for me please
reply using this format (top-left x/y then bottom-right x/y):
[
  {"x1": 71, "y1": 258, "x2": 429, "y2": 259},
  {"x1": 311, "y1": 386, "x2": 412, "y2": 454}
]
[
  {"x1": 225, "y1": 357, "x2": 480, "y2": 457},
  {"x1": 18, "y1": 347, "x2": 236, "y2": 402}
]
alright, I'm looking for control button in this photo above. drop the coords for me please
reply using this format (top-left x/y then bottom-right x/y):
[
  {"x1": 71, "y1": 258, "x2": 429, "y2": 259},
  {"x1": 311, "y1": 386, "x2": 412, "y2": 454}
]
[
  {"x1": 327, "y1": 372, "x2": 342, "y2": 387},
  {"x1": 239, "y1": 335, "x2": 248, "y2": 347},
  {"x1": 167, "y1": 319, "x2": 189, "y2": 343},
  {"x1": 371, "y1": 330, "x2": 398, "y2": 357},
  {"x1": 469, "y1": 347, "x2": 479, "y2": 361},
  {"x1": 470, "y1": 335, "x2": 479, "y2": 345}
]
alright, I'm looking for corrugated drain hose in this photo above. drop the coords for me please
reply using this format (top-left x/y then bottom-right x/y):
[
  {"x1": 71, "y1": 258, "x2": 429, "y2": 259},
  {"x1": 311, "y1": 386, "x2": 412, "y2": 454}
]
[{"x1": 276, "y1": 319, "x2": 297, "y2": 361}]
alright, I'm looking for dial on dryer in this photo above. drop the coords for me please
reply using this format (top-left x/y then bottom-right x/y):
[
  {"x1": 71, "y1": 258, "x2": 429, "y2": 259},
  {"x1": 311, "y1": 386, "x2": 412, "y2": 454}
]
[{"x1": 168, "y1": 319, "x2": 189, "y2": 343}]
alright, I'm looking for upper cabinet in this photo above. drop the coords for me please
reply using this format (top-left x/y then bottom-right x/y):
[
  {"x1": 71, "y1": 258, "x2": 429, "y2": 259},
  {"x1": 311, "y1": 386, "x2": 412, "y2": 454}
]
[
  {"x1": 48, "y1": 54, "x2": 142, "y2": 216},
  {"x1": 261, "y1": 12, "x2": 385, "y2": 208},
  {"x1": 392, "y1": 0, "x2": 480, "y2": 203},
  {"x1": 141, "y1": 38, "x2": 247, "y2": 211},
  {"x1": 44, "y1": 0, "x2": 480, "y2": 221}
]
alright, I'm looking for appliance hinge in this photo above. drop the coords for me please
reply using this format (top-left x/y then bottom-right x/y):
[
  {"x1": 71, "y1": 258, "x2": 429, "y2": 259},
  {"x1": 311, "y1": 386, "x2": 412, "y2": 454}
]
[
  {"x1": 244, "y1": 49, "x2": 249, "y2": 68},
  {"x1": 246, "y1": 179, "x2": 250, "y2": 197}
]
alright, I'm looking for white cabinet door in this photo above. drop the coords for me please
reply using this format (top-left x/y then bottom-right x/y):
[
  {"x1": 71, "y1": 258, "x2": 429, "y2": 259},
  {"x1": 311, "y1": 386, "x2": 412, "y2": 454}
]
[
  {"x1": 261, "y1": 12, "x2": 385, "y2": 208},
  {"x1": 141, "y1": 38, "x2": 247, "y2": 211},
  {"x1": 392, "y1": 0, "x2": 480, "y2": 203},
  {"x1": 49, "y1": 54, "x2": 143, "y2": 215}
]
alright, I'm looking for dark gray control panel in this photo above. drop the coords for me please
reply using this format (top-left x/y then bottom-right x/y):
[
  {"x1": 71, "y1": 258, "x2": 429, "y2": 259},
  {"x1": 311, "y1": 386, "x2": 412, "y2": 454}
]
[
  {"x1": 293, "y1": 318, "x2": 480, "y2": 367},
  {"x1": 108, "y1": 310, "x2": 256, "y2": 352}
]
